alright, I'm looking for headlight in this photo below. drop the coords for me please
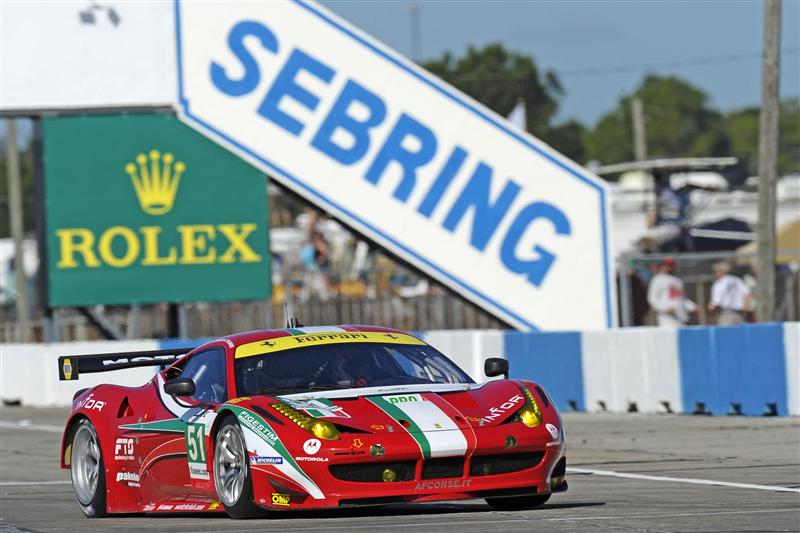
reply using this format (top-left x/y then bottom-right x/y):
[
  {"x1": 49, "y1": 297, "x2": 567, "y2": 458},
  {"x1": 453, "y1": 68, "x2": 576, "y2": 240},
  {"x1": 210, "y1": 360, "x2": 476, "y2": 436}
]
[
  {"x1": 311, "y1": 420, "x2": 340, "y2": 440},
  {"x1": 518, "y1": 387, "x2": 542, "y2": 428},
  {"x1": 518, "y1": 406, "x2": 541, "y2": 428},
  {"x1": 272, "y1": 403, "x2": 340, "y2": 440}
]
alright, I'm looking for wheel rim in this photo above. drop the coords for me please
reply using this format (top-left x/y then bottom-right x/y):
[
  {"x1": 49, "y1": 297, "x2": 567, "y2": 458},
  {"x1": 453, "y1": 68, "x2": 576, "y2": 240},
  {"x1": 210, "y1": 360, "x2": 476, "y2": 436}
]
[
  {"x1": 214, "y1": 425, "x2": 247, "y2": 506},
  {"x1": 71, "y1": 425, "x2": 101, "y2": 505}
]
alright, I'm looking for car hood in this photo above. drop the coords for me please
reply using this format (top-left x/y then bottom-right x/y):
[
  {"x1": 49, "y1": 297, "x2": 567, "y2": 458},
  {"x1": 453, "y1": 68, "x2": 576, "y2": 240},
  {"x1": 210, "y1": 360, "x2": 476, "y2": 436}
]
[{"x1": 255, "y1": 380, "x2": 531, "y2": 432}]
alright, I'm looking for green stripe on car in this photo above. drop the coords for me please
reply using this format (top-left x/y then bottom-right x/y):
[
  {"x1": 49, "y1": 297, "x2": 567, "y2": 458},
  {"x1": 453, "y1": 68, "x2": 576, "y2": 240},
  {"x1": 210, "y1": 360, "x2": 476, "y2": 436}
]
[
  {"x1": 223, "y1": 404, "x2": 314, "y2": 485},
  {"x1": 367, "y1": 395, "x2": 432, "y2": 459}
]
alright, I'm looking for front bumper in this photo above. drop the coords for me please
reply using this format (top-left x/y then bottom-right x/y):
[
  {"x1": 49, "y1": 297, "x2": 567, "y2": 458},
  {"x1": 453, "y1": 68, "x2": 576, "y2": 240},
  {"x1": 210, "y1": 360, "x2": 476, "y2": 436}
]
[{"x1": 251, "y1": 434, "x2": 566, "y2": 509}]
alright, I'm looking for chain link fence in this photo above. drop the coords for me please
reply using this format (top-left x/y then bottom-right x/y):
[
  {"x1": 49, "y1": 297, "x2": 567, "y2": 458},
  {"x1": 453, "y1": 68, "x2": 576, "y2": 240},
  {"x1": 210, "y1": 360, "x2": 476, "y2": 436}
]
[{"x1": 618, "y1": 250, "x2": 799, "y2": 327}]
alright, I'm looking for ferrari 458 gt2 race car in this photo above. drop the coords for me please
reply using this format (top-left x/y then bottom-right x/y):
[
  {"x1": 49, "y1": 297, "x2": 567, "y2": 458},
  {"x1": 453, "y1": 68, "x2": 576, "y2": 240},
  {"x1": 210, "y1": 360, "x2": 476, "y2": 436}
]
[{"x1": 58, "y1": 325, "x2": 567, "y2": 518}]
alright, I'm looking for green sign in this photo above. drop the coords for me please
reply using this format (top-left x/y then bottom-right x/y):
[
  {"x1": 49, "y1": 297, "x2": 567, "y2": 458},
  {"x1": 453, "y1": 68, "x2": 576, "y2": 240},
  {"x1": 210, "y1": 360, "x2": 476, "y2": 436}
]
[{"x1": 43, "y1": 114, "x2": 270, "y2": 306}]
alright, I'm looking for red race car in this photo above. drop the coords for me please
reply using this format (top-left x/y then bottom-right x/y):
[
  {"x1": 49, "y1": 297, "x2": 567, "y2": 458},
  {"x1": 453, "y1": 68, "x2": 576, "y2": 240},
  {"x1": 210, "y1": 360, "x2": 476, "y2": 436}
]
[{"x1": 58, "y1": 325, "x2": 567, "y2": 518}]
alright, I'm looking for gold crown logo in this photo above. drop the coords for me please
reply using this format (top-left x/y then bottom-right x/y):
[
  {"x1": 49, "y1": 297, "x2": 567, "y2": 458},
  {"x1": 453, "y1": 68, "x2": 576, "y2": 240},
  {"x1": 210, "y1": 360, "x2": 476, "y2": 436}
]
[{"x1": 124, "y1": 149, "x2": 186, "y2": 215}]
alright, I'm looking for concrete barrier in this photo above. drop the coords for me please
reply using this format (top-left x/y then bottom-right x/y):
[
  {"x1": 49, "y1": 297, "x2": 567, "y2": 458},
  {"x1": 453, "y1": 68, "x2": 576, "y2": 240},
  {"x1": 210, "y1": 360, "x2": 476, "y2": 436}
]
[
  {"x1": 0, "y1": 340, "x2": 159, "y2": 407},
  {"x1": 1, "y1": 323, "x2": 797, "y2": 414},
  {"x1": 421, "y1": 329, "x2": 504, "y2": 383},
  {"x1": 426, "y1": 323, "x2": 797, "y2": 416},
  {"x1": 582, "y1": 328, "x2": 682, "y2": 414},
  {"x1": 503, "y1": 331, "x2": 584, "y2": 412},
  {"x1": 785, "y1": 323, "x2": 800, "y2": 416},
  {"x1": 678, "y1": 324, "x2": 790, "y2": 416}
]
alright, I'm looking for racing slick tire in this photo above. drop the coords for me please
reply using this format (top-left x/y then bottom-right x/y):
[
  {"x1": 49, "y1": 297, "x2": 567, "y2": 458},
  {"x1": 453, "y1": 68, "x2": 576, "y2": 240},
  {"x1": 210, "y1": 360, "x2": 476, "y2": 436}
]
[
  {"x1": 485, "y1": 493, "x2": 551, "y2": 511},
  {"x1": 214, "y1": 415, "x2": 263, "y2": 519},
  {"x1": 70, "y1": 418, "x2": 108, "y2": 518}
]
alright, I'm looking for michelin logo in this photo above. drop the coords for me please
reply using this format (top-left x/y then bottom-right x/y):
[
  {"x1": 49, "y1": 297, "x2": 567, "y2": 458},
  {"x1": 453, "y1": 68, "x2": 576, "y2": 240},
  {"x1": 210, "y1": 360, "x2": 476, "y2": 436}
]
[{"x1": 251, "y1": 456, "x2": 283, "y2": 465}]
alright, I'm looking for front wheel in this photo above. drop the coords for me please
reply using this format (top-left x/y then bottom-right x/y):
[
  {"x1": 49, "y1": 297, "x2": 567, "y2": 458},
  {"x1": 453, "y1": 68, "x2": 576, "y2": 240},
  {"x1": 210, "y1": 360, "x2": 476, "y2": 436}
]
[
  {"x1": 70, "y1": 419, "x2": 107, "y2": 517},
  {"x1": 213, "y1": 416, "x2": 262, "y2": 519},
  {"x1": 485, "y1": 493, "x2": 550, "y2": 511}
]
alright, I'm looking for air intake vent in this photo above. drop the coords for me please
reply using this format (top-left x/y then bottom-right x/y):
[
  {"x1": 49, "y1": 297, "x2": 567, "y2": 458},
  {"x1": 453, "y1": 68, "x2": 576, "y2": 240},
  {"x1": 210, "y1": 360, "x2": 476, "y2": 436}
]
[
  {"x1": 422, "y1": 457, "x2": 464, "y2": 479},
  {"x1": 470, "y1": 452, "x2": 545, "y2": 476},
  {"x1": 116, "y1": 397, "x2": 133, "y2": 418},
  {"x1": 329, "y1": 461, "x2": 415, "y2": 483}
]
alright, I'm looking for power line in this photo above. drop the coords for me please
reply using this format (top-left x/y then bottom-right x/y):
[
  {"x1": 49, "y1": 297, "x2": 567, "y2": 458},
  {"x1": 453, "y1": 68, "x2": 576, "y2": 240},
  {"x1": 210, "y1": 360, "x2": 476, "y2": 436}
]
[
  {"x1": 558, "y1": 47, "x2": 798, "y2": 77},
  {"x1": 428, "y1": 47, "x2": 799, "y2": 83}
]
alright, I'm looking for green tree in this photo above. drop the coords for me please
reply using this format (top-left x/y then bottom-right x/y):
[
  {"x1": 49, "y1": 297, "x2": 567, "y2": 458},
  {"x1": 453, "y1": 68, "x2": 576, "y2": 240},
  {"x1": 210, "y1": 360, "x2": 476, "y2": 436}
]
[
  {"x1": 724, "y1": 98, "x2": 799, "y2": 176},
  {"x1": 725, "y1": 106, "x2": 760, "y2": 175},
  {"x1": 777, "y1": 98, "x2": 800, "y2": 175},
  {"x1": 541, "y1": 120, "x2": 587, "y2": 164},
  {"x1": 586, "y1": 75, "x2": 729, "y2": 164},
  {"x1": 422, "y1": 43, "x2": 586, "y2": 161}
]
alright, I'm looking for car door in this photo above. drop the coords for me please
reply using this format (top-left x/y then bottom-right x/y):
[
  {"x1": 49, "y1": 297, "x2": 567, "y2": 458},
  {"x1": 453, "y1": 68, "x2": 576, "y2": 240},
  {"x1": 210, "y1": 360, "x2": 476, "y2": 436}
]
[
  {"x1": 130, "y1": 346, "x2": 229, "y2": 498},
  {"x1": 170, "y1": 347, "x2": 230, "y2": 491}
]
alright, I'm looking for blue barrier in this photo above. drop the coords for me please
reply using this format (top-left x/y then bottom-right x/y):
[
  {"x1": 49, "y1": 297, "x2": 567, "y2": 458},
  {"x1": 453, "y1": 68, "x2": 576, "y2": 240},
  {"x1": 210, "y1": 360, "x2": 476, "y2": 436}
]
[
  {"x1": 504, "y1": 331, "x2": 584, "y2": 412},
  {"x1": 159, "y1": 338, "x2": 212, "y2": 350},
  {"x1": 679, "y1": 324, "x2": 788, "y2": 416}
]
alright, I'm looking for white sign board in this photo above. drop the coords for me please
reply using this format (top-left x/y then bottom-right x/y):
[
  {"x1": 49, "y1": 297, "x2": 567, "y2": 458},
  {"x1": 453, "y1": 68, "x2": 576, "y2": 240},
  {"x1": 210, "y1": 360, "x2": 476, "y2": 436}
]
[
  {"x1": 0, "y1": 1, "x2": 175, "y2": 113},
  {"x1": 178, "y1": 0, "x2": 614, "y2": 331}
]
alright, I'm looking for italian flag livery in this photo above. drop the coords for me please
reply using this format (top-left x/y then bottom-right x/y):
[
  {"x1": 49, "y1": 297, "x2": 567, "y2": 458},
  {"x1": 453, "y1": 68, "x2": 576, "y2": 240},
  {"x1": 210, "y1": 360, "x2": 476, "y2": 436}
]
[
  {"x1": 59, "y1": 324, "x2": 566, "y2": 518},
  {"x1": 367, "y1": 393, "x2": 473, "y2": 459}
]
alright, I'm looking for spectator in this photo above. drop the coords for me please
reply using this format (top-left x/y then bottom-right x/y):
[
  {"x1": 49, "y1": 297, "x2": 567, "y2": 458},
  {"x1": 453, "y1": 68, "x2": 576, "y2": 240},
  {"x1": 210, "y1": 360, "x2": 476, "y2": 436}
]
[
  {"x1": 708, "y1": 262, "x2": 752, "y2": 325},
  {"x1": 647, "y1": 258, "x2": 696, "y2": 327},
  {"x1": 311, "y1": 231, "x2": 331, "y2": 271}
]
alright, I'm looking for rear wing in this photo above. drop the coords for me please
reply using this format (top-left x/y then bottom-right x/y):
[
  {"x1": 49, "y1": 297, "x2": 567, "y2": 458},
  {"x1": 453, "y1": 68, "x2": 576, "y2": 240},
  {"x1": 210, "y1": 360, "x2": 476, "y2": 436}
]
[{"x1": 58, "y1": 348, "x2": 193, "y2": 381}]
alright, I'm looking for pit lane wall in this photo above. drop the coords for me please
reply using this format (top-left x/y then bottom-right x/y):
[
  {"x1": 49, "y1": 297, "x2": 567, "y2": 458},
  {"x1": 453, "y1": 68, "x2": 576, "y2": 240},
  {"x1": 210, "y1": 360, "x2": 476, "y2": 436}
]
[{"x1": 1, "y1": 323, "x2": 798, "y2": 415}]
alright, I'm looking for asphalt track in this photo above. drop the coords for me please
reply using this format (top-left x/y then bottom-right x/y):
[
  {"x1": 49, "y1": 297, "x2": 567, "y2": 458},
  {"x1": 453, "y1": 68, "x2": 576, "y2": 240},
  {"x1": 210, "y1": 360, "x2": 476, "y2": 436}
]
[{"x1": 1, "y1": 407, "x2": 798, "y2": 532}]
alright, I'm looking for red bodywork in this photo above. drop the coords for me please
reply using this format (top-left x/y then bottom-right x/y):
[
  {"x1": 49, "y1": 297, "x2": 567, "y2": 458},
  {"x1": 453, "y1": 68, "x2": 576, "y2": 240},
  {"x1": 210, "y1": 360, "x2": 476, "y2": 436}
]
[{"x1": 60, "y1": 326, "x2": 566, "y2": 514}]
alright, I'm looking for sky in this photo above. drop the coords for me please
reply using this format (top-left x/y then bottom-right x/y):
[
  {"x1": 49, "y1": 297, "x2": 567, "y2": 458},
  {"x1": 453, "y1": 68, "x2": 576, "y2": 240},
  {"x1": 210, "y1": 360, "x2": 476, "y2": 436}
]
[{"x1": 320, "y1": 0, "x2": 800, "y2": 127}]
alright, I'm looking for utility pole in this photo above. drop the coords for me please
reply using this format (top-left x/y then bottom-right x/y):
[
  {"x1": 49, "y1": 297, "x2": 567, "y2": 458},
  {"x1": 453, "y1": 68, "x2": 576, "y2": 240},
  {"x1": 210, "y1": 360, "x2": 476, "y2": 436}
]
[
  {"x1": 4, "y1": 118, "x2": 30, "y2": 340},
  {"x1": 631, "y1": 97, "x2": 648, "y2": 161},
  {"x1": 409, "y1": 2, "x2": 422, "y2": 61},
  {"x1": 757, "y1": 0, "x2": 781, "y2": 322}
]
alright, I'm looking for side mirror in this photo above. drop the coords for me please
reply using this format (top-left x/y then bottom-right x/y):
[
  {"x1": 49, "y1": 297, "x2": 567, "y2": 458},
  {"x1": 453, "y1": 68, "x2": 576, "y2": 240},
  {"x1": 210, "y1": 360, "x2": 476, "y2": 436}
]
[
  {"x1": 484, "y1": 358, "x2": 509, "y2": 379},
  {"x1": 164, "y1": 377, "x2": 196, "y2": 397}
]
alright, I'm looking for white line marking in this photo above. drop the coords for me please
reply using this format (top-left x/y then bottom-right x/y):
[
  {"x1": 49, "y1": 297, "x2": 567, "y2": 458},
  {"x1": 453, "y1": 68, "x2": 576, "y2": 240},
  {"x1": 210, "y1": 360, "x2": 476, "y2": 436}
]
[
  {"x1": 0, "y1": 420, "x2": 62, "y2": 433},
  {"x1": 547, "y1": 507, "x2": 800, "y2": 522},
  {"x1": 199, "y1": 520, "x2": 529, "y2": 533},
  {"x1": 0, "y1": 481, "x2": 71, "y2": 486},
  {"x1": 567, "y1": 467, "x2": 800, "y2": 493}
]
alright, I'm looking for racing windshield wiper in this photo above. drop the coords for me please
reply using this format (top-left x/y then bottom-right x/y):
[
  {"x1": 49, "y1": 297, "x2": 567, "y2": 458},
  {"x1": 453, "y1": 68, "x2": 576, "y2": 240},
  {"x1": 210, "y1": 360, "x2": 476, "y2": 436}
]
[{"x1": 263, "y1": 385, "x2": 348, "y2": 395}]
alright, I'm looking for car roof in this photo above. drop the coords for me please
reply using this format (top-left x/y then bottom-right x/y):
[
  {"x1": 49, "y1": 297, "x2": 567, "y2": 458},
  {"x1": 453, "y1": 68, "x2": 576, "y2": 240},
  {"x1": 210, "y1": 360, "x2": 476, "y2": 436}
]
[{"x1": 223, "y1": 325, "x2": 410, "y2": 348}]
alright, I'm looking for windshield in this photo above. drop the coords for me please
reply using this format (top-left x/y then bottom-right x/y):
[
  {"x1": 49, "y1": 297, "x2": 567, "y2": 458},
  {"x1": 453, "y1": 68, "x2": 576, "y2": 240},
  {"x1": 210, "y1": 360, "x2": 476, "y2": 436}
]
[{"x1": 235, "y1": 342, "x2": 473, "y2": 396}]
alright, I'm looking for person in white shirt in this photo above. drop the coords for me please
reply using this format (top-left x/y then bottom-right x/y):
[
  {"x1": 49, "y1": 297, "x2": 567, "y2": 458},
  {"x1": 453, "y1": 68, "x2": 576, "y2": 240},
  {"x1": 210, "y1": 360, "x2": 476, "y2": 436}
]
[
  {"x1": 708, "y1": 262, "x2": 752, "y2": 325},
  {"x1": 647, "y1": 258, "x2": 696, "y2": 327}
]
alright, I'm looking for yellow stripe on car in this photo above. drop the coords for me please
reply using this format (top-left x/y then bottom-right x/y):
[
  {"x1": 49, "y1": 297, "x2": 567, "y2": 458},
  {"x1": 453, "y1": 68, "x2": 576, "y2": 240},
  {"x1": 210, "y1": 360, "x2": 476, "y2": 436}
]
[{"x1": 235, "y1": 331, "x2": 426, "y2": 359}]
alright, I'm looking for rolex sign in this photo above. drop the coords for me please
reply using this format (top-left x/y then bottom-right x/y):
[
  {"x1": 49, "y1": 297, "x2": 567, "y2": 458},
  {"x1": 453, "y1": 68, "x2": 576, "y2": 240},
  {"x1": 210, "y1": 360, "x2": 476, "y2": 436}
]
[{"x1": 43, "y1": 114, "x2": 270, "y2": 306}]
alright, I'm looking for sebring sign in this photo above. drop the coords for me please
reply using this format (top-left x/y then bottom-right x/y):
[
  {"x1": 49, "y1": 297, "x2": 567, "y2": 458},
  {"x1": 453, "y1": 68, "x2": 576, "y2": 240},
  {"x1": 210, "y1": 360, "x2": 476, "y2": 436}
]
[
  {"x1": 176, "y1": 0, "x2": 613, "y2": 330},
  {"x1": 43, "y1": 114, "x2": 270, "y2": 307}
]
